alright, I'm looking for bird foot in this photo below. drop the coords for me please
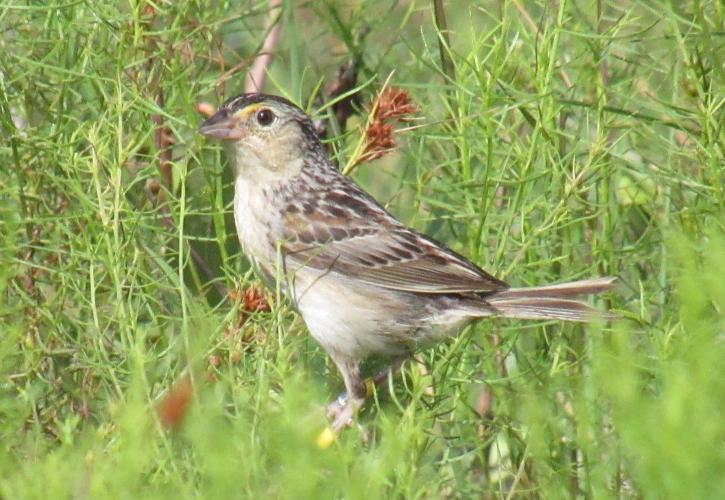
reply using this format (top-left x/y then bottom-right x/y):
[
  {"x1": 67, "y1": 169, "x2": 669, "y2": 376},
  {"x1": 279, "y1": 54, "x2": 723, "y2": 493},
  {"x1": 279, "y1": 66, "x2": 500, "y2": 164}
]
[
  {"x1": 325, "y1": 392, "x2": 349, "y2": 422},
  {"x1": 316, "y1": 393, "x2": 371, "y2": 448},
  {"x1": 326, "y1": 392, "x2": 364, "y2": 432}
]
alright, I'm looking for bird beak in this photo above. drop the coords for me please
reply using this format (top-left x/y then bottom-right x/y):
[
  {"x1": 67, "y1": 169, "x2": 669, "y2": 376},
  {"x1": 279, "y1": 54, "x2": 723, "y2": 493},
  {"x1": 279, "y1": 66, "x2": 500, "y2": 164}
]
[{"x1": 198, "y1": 109, "x2": 243, "y2": 140}]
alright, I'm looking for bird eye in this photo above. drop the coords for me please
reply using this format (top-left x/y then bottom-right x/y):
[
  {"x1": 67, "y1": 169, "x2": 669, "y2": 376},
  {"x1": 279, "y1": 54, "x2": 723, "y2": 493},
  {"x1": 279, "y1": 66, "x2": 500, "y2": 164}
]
[{"x1": 256, "y1": 108, "x2": 275, "y2": 126}]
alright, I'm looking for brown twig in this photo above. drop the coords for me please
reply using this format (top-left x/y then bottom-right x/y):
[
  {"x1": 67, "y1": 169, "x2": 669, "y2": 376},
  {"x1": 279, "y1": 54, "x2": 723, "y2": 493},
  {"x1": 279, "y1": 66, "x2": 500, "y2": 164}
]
[
  {"x1": 314, "y1": 62, "x2": 363, "y2": 142},
  {"x1": 244, "y1": 0, "x2": 283, "y2": 93},
  {"x1": 156, "y1": 0, "x2": 286, "y2": 437},
  {"x1": 432, "y1": 0, "x2": 455, "y2": 83},
  {"x1": 139, "y1": 3, "x2": 173, "y2": 193},
  {"x1": 151, "y1": 90, "x2": 174, "y2": 190},
  {"x1": 168, "y1": 1, "x2": 285, "y2": 300},
  {"x1": 137, "y1": 3, "x2": 237, "y2": 298},
  {"x1": 311, "y1": 26, "x2": 369, "y2": 152}
]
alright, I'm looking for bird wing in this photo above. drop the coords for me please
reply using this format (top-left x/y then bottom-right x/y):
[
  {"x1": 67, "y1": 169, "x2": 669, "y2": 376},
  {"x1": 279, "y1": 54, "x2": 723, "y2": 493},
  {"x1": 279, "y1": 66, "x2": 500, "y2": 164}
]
[{"x1": 278, "y1": 178, "x2": 508, "y2": 295}]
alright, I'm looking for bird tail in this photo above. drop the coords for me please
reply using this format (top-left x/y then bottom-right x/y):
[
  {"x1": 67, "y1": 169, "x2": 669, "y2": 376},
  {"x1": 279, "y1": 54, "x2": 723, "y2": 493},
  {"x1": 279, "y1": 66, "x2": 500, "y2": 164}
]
[{"x1": 486, "y1": 277, "x2": 616, "y2": 322}]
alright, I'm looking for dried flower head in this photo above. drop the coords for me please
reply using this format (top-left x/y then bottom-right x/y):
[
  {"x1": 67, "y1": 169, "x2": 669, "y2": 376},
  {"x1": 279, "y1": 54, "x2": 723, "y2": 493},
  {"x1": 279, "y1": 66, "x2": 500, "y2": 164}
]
[
  {"x1": 157, "y1": 376, "x2": 193, "y2": 430},
  {"x1": 228, "y1": 286, "x2": 271, "y2": 313},
  {"x1": 224, "y1": 286, "x2": 271, "y2": 345},
  {"x1": 352, "y1": 87, "x2": 417, "y2": 167}
]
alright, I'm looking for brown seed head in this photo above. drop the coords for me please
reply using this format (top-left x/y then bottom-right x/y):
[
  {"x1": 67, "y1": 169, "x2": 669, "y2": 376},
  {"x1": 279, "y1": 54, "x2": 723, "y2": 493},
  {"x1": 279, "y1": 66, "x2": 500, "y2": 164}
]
[{"x1": 354, "y1": 87, "x2": 417, "y2": 166}]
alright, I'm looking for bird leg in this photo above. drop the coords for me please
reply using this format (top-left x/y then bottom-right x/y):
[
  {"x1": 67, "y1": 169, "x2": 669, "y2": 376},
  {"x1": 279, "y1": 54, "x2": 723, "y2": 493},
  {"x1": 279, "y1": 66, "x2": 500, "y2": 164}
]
[
  {"x1": 327, "y1": 357, "x2": 366, "y2": 431},
  {"x1": 326, "y1": 357, "x2": 407, "y2": 431}
]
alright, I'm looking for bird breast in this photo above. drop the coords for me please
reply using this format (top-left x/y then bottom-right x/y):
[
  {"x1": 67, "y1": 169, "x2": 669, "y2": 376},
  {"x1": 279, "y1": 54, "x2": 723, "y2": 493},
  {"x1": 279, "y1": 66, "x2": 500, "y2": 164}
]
[{"x1": 232, "y1": 175, "x2": 280, "y2": 265}]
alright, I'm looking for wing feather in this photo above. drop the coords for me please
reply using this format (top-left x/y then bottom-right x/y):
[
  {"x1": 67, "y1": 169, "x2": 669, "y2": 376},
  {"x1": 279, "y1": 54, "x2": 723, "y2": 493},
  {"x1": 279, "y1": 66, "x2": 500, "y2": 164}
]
[{"x1": 278, "y1": 180, "x2": 507, "y2": 295}]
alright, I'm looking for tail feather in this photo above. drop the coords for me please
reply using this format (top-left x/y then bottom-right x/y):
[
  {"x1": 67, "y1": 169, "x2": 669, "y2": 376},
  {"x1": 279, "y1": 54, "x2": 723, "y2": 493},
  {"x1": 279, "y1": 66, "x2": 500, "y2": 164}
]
[
  {"x1": 487, "y1": 277, "x2": 616, "y2": 322},
  {"x1": 493, "y1": 277, "x2": 616, "y2": 299}
]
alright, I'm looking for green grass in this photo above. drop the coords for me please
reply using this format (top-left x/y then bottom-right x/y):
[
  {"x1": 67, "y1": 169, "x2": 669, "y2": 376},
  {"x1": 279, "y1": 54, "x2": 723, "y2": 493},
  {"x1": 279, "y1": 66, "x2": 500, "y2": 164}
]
[{"x1": 1, "y1": 0, "x2": 723, "y2": 497}]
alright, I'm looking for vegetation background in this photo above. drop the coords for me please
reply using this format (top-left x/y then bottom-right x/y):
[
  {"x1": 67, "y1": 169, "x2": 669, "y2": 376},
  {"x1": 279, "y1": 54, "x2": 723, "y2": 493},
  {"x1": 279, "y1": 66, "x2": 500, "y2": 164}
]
[{"x1": 1, "y1": 0, "x2": 723, "y2": 497}]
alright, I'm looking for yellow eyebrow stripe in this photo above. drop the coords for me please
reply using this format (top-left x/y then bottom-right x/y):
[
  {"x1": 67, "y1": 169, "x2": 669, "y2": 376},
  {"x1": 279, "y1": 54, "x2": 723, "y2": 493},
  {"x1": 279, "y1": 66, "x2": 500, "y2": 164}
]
[{"x1": 234, "y1": 104, "x2": 262, "y2": 120}]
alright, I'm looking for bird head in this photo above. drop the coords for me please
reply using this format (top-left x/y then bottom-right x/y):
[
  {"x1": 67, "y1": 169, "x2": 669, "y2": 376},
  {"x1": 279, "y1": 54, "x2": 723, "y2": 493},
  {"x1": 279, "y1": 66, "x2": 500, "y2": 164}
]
[{"x1": 199, "y1": 93, "x2": 324, "y2": 179}]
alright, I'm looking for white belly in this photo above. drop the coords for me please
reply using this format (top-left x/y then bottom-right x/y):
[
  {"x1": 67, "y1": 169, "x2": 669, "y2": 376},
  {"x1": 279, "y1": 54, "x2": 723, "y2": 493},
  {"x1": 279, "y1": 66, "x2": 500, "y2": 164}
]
[{"x1": 289, "y1": 266, "x2": 417, "y2": 359}]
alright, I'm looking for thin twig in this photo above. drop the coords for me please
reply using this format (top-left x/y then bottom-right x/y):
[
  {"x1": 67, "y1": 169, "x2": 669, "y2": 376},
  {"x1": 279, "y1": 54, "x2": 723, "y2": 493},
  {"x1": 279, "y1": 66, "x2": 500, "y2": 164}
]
[
  {"x1": 314, "y1": 62, "x2": 361, "y2": 140},
  {"x1": 138, "y1": 3, "x2": 229, "y2": 298},
  {"x1": 512, "y1": 0, "x2": 573, "y2": 88},
  {"x1": 432, "y1": 0, "x2": 455, "y2": 83},
  {"x1": 146, "y1": 181, "x2": 229, "y2": 298},
  {"x1": 140, "y1": 4, "x2": 173, "y2": 192},
  {"x1": 557, "y1": 98, "x2": 699, "y2": 133},
  {"x1": 152, "y1": 90, "x2": 174, "y2": 190},
  {"x1": 185, "y1": 0, "x2": 285, "y2": 300},
  {"x1": 597, "y1": 0, "x2": 610, "y2": 88},
  {"x1": 312, "y1": 26, "x2": 370, "y2": 148},
  {"x1": 244, "y1": 0, "x2": 283, "y2": 93}
]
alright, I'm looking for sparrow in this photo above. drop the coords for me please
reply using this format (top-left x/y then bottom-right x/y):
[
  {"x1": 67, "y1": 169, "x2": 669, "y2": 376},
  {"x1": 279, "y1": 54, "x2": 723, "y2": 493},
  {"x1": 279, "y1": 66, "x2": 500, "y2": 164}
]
[{"x1": 199, "y1": 93, "x2": 615, "y2": 431}]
